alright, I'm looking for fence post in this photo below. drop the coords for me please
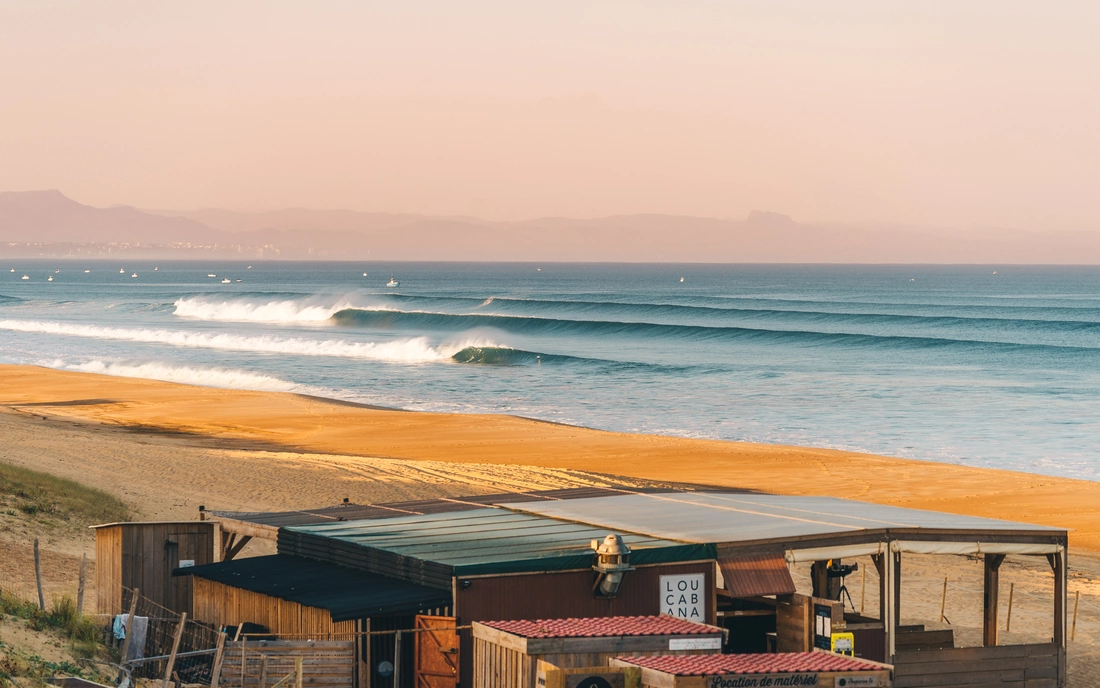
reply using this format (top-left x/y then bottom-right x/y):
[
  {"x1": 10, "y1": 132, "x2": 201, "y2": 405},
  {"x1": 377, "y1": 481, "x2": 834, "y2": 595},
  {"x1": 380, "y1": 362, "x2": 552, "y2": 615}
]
[
  {"x1": 939, "y1": 576, "x2": 948, "y2": 623},
  {"x1": 162, "y1": 612, "x2": 187, "y2": 688},
  {"x1": 119, "y1": 588, "x2": 141, "y2": 665},
  {"x1": 1005, "y1": 583, "x2": 1015, "y2": 633},
  {"x1": 33, "y1": 538, "x2": 45, "y2": 611},
  {"x1": 76, "y1": 553, "x2": 87, "y2": 615},
  {"x1": 1072, "y1": 590, "x2": 1080, "y2": 642},
  {"x1": 393, "y1": 631, "x2": 402, "y2": 688},
  {"x1": 210, "y1": 632, "x2": 228, "y2": 688},
  {"x1": 259, "y1": 654, "x2": 269, "y2": 688},
  {"x1": 241, "y1": 638, "x2": 247, "y2": 688},
  {"x1": 859, "y1": 567, "x2": 866, "y2": 614},
  {"x1": 294, "y1": 657, "x2": 303, "y2": 688}
]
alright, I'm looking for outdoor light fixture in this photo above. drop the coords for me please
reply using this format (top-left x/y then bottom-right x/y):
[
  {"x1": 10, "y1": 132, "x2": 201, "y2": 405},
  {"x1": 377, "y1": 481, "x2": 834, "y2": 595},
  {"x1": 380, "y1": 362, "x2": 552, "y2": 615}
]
[{"x1": 591, "y1": 533, "x2": 633, "y2": 597}]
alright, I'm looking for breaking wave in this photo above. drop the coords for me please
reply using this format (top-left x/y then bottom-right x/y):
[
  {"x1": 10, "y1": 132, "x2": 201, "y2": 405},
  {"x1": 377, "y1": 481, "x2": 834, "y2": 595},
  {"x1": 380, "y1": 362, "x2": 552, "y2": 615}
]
[
  {"x1": 172, "y1": 295, "x2": 375, "y2": 323},
  {"x1": 56, "y1": 360, "x2": 304, "y2": 392},
  {"x1": 0, "y1": 320, "x2": 500, "y2": 363}
]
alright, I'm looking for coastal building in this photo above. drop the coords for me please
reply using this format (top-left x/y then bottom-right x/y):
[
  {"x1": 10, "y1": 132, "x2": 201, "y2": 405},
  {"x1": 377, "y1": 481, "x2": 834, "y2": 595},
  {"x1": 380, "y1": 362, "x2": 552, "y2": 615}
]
[{"x1": 156, "y1": 487, "x2": 1067, "y2": 688}]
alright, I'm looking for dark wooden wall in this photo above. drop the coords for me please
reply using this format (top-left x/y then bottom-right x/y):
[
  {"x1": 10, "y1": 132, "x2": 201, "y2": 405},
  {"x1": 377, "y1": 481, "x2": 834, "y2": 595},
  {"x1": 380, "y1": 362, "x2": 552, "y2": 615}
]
[
  {"x1": 455, "y1": 562, "x2": 714, "y2": 688},
  {"x1": 893, "y1": 643, "x2": 1063, "y2": 688},
  {"x1": 95, "y1": 522, "x2": 216, "y2": 616}
]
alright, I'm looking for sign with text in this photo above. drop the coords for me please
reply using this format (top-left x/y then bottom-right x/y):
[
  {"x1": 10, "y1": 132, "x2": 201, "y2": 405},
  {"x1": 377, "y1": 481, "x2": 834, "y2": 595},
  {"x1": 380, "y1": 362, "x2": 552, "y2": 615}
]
[
  {"x1": 668, "y1": 636, "x2": 722, "y2": 650},
  {"x1": 660, "y1": 573, "x2": 705, "y2": 620},
  {"x1": 708, "y1": 674, "x2": 819, "y2": 687}
]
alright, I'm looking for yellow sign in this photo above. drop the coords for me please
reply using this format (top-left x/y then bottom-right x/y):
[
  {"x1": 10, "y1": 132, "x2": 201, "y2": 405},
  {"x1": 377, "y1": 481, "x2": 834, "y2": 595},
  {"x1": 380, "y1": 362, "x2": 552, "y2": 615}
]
[{"x1": 831, "y1": 632, "x2": 855, "y2": 656}]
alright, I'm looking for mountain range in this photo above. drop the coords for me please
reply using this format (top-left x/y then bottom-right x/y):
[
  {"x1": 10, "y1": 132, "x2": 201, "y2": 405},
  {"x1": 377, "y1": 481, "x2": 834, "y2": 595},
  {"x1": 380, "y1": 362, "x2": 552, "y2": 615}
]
[{"x1": 2, "y1": 189, "x2": 1099, "y2": 263}]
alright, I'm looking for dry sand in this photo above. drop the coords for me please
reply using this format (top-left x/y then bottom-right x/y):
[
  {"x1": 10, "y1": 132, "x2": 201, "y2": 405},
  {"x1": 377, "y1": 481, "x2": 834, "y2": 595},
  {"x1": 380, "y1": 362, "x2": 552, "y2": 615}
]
[
  {"x1": 2, "y1": 364, "x2": 1098, "y2": 549},
  {"x1": 2, "y1": 364, "x2": 1100, "y2": 683}
]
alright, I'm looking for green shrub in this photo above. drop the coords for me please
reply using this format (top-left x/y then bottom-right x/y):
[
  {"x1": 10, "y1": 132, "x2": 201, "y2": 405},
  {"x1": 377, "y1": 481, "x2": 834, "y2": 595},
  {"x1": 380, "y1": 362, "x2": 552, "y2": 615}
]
[{"x1": 0, "y1": 462, "x2": 129, "y2": 525}]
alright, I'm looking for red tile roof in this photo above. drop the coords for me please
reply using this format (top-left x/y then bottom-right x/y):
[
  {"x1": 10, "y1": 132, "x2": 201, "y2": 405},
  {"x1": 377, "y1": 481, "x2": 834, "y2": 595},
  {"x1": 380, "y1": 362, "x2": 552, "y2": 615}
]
[
  {"x1": 479, "y1": 616, "x2": 719, "y2": 639},
  {"x1": 618, "y1": 653, "x2": 882, "y2": 675}
]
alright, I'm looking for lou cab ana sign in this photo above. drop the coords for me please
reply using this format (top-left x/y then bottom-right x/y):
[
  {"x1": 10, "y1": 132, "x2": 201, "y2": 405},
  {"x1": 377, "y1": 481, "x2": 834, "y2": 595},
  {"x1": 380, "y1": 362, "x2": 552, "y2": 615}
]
[{"x1": 661, "y1": 573, "x2": 705, "y2": 621}]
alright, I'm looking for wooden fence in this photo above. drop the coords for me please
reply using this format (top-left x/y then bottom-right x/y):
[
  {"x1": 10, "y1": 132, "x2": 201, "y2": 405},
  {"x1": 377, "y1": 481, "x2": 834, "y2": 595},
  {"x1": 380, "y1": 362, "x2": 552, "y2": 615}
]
[
  {"x1": 893, "y1": 642, "x2": 1064, "y2": 688},
  {"x1": 219, "y1": 640, "x2": 356, "y2": 688}
]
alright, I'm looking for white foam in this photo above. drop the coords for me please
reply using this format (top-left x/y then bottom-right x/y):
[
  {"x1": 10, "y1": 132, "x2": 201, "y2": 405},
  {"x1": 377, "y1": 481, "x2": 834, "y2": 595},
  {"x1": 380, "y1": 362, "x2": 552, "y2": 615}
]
[
  {"x1": 62, "y1": 360, "x2": 303, "y2": 392},
  {"x1": 0, "y1": 319, "x2": 503, "y2": 363},
  {"x1": 172, "y1": 296, "x2": 361, "y2": 323}
]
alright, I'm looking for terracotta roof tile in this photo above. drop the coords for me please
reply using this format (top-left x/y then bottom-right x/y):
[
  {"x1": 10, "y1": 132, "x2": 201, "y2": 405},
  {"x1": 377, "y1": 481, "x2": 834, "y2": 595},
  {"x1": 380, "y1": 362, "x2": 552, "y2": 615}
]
[
  {"x1": 480, "y1": 616, "x2": 719, "y2": 638},
  {"x1": 618, "y1": 653, "x2": 882, "y2": 675}
]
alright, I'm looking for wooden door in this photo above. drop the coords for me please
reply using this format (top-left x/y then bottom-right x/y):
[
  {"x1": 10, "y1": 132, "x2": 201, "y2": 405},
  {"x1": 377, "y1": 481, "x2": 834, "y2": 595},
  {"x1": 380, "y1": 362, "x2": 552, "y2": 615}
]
[{"x1": 413, "y1": 616, "x2": 459, "y2": 688}]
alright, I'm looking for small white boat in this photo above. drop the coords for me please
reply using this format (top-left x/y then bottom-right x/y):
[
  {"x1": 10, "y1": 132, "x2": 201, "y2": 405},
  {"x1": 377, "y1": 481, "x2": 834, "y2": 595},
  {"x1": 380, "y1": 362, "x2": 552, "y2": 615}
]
[
  {"x1": 120, "y1": 268, "x2": 125, "y2": 274},
  {"x1": 9, "y1": 268, "x2": 13, "y2": 272},
  {"x1": 55, "y1": 269, "x2": 59, "y2": 273},
  {"x1": 247, "y1": 265, "x2": 252, "y2": 269},
  {"x1": 154, "y1": 267, "x2": 158, "y2": 271},
  {"x1": 236, "y1": 278, "x2": 242, "y2": 283},
  {"x1": 386, "y1": 275, "x2": 399, "y2": 287},
  {"x1": 680, "y1": 277, "x2": 684, "y2": 283},
  {"x1": 208, "y1": 274, "x2": 217, "y2": 278},
  {"x1": 131, "y1": 273, "x2": 138, "y2": 278},
  {"x1": 21, "y1": 275, "x2": 29, "y2": 280},
  {"x1": 84, "y1": 269, "x2": 90, "y2": 273},
  {"x1": 222, "y1": 278, "x2": 231, "y2": 284},
  {"x1": 47, "y1": 276, "x2": 53, "y2": 281},
  {"x1": 363, "y1": 272, "x2": 368, "y2": 277}
]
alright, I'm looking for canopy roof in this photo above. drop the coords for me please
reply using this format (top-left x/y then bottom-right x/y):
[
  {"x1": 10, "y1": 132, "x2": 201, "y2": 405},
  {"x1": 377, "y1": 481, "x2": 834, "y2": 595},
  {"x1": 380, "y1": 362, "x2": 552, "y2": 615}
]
[
  {"x1": 282, "y1": 508, "x2": 712, "y2": 580},
  {"x1": 500, "y1": 492, "x2": 1064, "y2": 546}
]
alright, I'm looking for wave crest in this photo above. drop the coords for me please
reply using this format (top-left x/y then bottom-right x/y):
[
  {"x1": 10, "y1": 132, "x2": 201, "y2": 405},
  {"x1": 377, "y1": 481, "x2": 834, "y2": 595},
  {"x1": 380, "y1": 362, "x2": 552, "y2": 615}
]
[
  {"x1": 58, "y1": 360, "x2": 304, "y2": 392},
  {"x1": 0, "y1": 320, "x2": 502, "y2": 363},
  {"x1": 173, "y1": 295, "x2": 367, "y2": 323}
]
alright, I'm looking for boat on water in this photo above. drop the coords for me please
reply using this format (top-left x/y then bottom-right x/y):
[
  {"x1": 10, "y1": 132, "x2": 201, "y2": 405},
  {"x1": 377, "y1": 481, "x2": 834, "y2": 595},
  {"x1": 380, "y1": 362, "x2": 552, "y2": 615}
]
[
  {"x1": 236, "y1": 278, "x2": 242, "y2": 282},
  {"x1": 131, "y1": 273, "x2": 138, "y2": 278},
  {"x1": 119, "y1": 268, "x2": 125, "y2": 274},
  {"x1": 21, "y1": 275, "x2": 28, "y2": 280},
  {"x1": 84, "y1": 269, "x2": 90, "y2": 273},
  {"x1": 221, "y1": 278, "x2": 231, "y2": 284},
  {"x1": 9, "y1": 269, "x2": 14, "y2": 272},
  {"x1": 208, "y1": 274, "x2": 217, "y2": 278},
  {"x1": 47, "y1": 276, "x2": 53, "y2": 282},
  {"x1": 386, "y1": 275, "x2": 399, "y2": 287},
  {"x1": 363, "y1": 272, "x2": 368, "y2": 277}
]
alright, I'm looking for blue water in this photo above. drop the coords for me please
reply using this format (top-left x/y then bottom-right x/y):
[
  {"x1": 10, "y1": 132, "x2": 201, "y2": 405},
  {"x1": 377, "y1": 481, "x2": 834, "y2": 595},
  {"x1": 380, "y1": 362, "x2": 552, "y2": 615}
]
[{"x1": 1, "y1": 261, "x2": 1098, "y2": 479}]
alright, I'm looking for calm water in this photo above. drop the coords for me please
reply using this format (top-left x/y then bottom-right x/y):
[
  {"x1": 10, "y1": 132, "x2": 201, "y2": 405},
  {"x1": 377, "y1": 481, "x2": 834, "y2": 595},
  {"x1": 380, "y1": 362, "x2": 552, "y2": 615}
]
[{"x1": 1, "y1": 261, "x2": 1098, "y2": 479}]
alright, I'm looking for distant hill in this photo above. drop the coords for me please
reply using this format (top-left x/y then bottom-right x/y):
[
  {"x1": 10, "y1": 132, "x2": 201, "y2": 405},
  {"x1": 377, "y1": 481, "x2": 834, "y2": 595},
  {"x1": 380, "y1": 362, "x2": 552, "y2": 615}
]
[{"x1": 3, "y1": 190, "x2": 1100, "y2": 262}]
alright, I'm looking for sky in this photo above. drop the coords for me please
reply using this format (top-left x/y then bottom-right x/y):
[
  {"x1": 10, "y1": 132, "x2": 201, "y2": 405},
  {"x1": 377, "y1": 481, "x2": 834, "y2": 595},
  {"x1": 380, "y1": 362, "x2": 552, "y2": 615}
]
[{"x1": 1, "y1": 1, "x2": 1098, "y2": 229}]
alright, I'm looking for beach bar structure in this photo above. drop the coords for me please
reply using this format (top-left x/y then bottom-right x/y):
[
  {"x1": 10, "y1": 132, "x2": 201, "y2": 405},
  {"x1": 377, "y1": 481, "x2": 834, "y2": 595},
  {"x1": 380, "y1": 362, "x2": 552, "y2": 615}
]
[
  {"x1": 180, "y1": 488, "x2": 1068, "y2": 688},
  {"x1": 93, "y1": 520, "x2": 216, "y2": 616},
  {"x1": 471, "y1": 616, "x2": 724, "y2": 688}
]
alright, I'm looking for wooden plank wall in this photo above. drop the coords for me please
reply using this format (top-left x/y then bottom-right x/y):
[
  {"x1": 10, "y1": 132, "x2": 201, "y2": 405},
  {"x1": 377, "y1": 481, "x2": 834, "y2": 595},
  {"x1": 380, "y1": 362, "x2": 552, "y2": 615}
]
[
  {"x1": 220, "y1": 640, "x2": 355, "y2": 688},
  {"x1": 893, "y1": 643, "x2": 1063, "y2": 688},
  {"x1": 95, "y1": 526, "x2": 123, "y2": 614},
  {"x1": 472, "y1": 638, "x2": 719, "y2": 688},
  {"x1": 192, "y1": 578, "x2": 356, "y2": 639}
]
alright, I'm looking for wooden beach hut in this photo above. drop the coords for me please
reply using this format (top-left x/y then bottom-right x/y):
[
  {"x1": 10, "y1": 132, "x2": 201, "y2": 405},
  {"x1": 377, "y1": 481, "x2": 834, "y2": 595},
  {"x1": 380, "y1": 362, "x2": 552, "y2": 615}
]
[{"x1": 471, "y1": 616, "x2": 724, "y2": 688}]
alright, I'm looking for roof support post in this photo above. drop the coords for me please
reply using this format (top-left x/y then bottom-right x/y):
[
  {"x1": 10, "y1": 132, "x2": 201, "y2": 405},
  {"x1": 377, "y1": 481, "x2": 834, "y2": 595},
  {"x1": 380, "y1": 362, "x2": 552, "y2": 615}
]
[
  {"x1": 879, "y1": 549, "x2": 896, "y2": 661},
  {"x1": 1049, "y1": 548, "x2": 1067, "y2": 649},
  {"x1": 984, "y1": 553, "x2": 1006, "y2": 647}
]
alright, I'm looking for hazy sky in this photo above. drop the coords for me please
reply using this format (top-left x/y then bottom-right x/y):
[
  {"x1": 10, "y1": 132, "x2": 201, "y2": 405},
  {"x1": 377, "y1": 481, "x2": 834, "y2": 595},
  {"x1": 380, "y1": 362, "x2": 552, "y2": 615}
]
[{"x1": 2, "y1": 1, "x2": 1098, "y2": 228}]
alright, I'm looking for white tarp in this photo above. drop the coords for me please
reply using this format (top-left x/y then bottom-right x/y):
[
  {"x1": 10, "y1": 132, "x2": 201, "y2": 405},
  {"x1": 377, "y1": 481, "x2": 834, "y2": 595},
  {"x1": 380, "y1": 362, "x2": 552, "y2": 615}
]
[
  {"x1": 891, "y1": 541, "x2": 1063, "y2": 556},
  {"x1": 785, "y1": 543, "x2": 884, "y2": 563}
]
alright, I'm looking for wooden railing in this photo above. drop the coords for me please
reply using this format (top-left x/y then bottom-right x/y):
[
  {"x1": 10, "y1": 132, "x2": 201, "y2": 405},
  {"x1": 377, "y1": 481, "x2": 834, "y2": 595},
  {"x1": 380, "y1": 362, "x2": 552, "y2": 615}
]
[{"x1": 893, "y1": 642, "x2": 1063, "y2": 688}]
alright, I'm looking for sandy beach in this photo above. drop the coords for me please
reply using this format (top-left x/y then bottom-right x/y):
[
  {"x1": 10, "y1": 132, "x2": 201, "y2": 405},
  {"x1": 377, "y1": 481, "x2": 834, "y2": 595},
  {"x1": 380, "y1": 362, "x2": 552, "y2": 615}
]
[
  {"x1": 2, "y1": 364, "x2": 1099, "y2": 550},
  {"x1": 2, "y1": 363, "x2": 1100, "y2": 683}
]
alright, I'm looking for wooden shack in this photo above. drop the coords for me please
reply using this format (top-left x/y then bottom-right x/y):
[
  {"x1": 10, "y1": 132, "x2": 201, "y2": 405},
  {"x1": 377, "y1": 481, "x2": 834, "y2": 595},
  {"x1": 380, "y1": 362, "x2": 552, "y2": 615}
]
[
  {"x1": 611, "y1": 653, "x2": 893, "y2": 688},
  {"x1": 471, "y1": 616, "x2": 724, "y2": 688},
  {"x1": 93, "y1": 521, "x2": 216, "y2": 616}
]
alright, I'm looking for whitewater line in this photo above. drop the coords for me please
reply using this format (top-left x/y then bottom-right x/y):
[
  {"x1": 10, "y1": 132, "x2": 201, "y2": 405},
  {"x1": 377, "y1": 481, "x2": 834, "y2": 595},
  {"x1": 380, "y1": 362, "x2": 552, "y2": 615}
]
[{"x1": 0, "y1": 319, "x2": 504, "y2": 363}]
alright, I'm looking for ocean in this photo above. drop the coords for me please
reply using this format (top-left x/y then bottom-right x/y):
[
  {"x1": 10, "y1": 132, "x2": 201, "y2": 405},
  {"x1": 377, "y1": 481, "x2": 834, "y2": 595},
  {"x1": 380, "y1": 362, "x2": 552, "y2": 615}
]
[{"x1": 1, "y1": 261, "x2": 1098, "y2": 480}]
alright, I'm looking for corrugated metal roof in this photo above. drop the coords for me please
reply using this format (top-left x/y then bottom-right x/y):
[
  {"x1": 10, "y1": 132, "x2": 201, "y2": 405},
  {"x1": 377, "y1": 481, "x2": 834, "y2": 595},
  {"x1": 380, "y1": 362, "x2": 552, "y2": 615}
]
[
  {"x1": 480, "y1": 616, "x2": 720, "y2": 639},
  {"x1": 618, "y1": 653, "x2": 884, "y2": 675},
  {"x1": 718, "y1": 553, "x2": 796, "y2": 597},
  {"x1": 500, "y1": 492, "x2": 1062, "y2": 545},
  {"x1": 173, "y1": 554, "x2": 451, "y2": 621},
  {"x1": 285, "y1": 509, "x2": 713, "y2": 577},
  {"x1": 209, "y1": 487, "x2": 680, "y2": 529}
]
